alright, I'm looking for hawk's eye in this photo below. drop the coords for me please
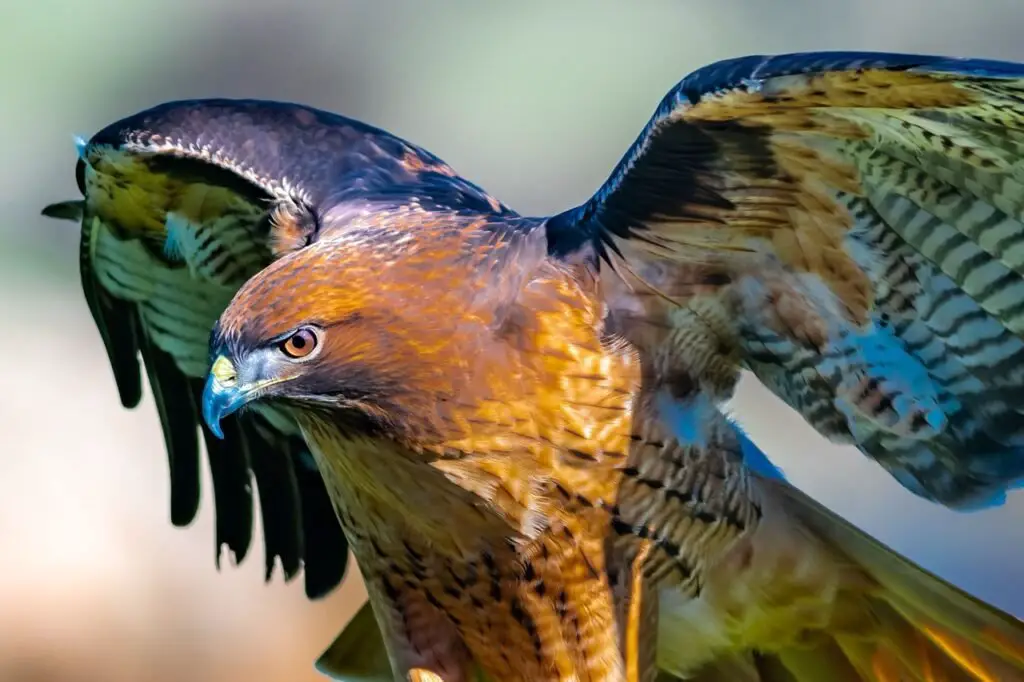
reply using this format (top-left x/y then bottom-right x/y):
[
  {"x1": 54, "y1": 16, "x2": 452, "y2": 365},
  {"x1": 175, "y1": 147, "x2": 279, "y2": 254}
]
[{"x1": 279, "y1": 328, "x2": 319, "y2": 360}]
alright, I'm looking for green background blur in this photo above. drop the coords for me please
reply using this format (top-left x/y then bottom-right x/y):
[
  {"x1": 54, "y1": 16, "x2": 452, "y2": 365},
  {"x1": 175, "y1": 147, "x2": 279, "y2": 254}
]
[{"x1": 3, "y1": 1, "x2": 1024, "y2": 681}]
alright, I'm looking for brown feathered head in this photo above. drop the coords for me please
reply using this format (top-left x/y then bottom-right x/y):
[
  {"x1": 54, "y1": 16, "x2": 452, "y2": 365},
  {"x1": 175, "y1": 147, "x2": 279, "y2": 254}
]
[{"x1": 199, "y1": 217, "x2": 588, "y2": 445}]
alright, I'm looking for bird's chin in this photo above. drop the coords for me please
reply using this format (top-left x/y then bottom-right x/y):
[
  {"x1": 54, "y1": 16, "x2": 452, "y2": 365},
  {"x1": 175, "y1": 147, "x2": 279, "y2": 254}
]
[{"x1": 202, "y1": 374, "x2": 295, "y2": 438}]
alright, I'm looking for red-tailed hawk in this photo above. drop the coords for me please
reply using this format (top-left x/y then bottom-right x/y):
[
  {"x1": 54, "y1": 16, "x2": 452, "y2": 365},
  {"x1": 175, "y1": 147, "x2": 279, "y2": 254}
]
[{"x1": 42, "y1": 49, "x2": 1024, "y2": 679}]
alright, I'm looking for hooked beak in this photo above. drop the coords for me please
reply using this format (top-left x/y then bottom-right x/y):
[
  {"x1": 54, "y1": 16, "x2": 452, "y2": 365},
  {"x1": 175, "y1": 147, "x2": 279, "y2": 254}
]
[{"x1": 202, "y1": 355, "x2": 257, "y2": 439}]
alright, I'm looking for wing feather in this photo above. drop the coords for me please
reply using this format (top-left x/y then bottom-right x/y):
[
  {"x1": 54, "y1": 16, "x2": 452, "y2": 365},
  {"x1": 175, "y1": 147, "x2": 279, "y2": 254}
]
[
  {"x1": 620, "y1": 398, "x2": 1024, "y2": 681},
  {"x1": 546, "y1": 51, "x2": 1024, "y2": 508},
  {"x1": 79, "y1": 211, "x2": 144, "y2": 409},
  {"x1": 45, "y1": 97, "x2": 514, "y2": 597},
  {"x1": 195, "y1": 391, "x2": 255, "y2": 565},
  {"x1": 134, "y1": 318, "x2": 204, "y2": 526}
]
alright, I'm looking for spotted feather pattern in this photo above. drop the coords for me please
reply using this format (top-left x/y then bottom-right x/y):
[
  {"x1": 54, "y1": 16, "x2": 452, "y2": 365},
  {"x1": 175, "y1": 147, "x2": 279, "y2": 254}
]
[{"x1": 547, "y1": 51, "x2": 1024, "y2": 509}]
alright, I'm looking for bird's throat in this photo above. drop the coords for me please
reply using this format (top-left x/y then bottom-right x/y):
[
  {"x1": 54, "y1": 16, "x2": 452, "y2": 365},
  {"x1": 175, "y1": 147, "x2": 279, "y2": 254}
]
[
  {"x1": 295, "y1": 411, "x2": 631, "y2": 681},
  {"x1": 296, "y1": 412, "x2": 518, "y2": 558}
]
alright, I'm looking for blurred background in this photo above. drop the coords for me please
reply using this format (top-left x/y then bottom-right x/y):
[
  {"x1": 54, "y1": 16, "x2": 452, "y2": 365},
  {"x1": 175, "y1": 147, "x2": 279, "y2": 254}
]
[{"x1": 4, "y1": 1, "x2": 1024, "y2": 680}]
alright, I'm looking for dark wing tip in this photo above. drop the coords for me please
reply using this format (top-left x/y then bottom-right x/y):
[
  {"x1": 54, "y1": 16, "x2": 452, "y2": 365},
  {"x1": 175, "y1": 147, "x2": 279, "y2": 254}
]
[
  {"x1": 194, "y1": 402, "x2": 256, "y2": 568},
  {"x1": 203, "y1": 409, "x2": 349, "y2": 598},
  {"x1": 297, "y1": 460, "x2": 351, "y2": 599},
  {"x1": 135, "y1": 325, "x2": 203, "y2": 527},
  {"x1": 238, "y1": 413, "x2": 304, "y2": 582},
  {"x1": 41, "y1": 200, "x2": 84, "y2": 221},
  {"x1": 79, "y1": 218, "x2": 144, "y2": 410}
]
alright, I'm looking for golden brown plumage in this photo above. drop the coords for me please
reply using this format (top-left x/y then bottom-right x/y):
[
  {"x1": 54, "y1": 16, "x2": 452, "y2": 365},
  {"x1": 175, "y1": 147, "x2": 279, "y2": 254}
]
[
  {"x1": 203, "y1": 217, "x2": 1024, "y2": 681},
  {"x1": 42, "y1": 49, "x2": 1024, "y2": 680}
]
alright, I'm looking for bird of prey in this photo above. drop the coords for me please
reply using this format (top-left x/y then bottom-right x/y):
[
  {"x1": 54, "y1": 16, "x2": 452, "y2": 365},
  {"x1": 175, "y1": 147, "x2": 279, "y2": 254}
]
[
  {"x1": 201, "y1": 211, "x2": 1024, "y2": 681},
  {"x1": 42, "y1": 48, "x2": 1024, "y2": 675}
]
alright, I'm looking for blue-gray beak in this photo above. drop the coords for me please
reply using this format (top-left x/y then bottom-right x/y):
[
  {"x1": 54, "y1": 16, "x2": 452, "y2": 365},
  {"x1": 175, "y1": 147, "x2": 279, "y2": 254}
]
[{"x1": 202, "y1": 355, "x2": 251, "y2": 439}]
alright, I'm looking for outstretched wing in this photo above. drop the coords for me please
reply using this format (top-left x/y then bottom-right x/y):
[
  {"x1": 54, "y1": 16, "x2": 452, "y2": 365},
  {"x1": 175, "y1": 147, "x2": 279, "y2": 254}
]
[
  {"x1": 545, "y1": 51, "x2": 1024, "y2": 509},
  {"x1": 42, "y1": 98, "x2": 511, "y2": 597}
]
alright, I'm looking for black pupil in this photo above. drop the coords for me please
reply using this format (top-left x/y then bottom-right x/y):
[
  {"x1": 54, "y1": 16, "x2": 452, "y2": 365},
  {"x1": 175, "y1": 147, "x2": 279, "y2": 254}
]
[{"x1": 291, "y1": 334, "x2": 307, "y2": 349}]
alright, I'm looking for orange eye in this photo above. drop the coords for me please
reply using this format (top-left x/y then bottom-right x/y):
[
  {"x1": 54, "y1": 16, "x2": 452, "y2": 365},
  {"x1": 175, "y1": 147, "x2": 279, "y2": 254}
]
[{"x1": 280, "y1": 328, "x2": 319, "y2": 359}]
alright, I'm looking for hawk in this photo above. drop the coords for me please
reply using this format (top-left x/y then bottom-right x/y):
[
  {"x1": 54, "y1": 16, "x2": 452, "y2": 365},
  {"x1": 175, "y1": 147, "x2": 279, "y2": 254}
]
[
  {"x1": 202, "y1": 208, "x2": 1024, "y2": 680},
  {"x1": 42, "y1": 49, "x2": 1024, "y2": 676}
]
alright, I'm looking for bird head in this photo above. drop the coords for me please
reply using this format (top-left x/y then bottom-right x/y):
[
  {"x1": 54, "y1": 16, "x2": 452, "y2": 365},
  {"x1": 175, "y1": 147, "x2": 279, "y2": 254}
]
[{"x1": 201, "y1": 223, "x2": 554, "y2": 444}]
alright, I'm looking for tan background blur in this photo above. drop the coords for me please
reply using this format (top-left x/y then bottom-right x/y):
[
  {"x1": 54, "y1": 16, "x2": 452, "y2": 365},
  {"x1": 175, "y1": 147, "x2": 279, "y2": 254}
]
[{"x1": 3, "y1": 1, "x2": 1024, "y2": 680}]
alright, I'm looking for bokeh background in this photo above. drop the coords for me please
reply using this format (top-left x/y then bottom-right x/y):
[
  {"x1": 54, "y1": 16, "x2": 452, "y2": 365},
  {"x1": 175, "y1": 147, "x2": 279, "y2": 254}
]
[{"x1": 4, "y1": 1, "x2": 1024, "y2": 680}]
